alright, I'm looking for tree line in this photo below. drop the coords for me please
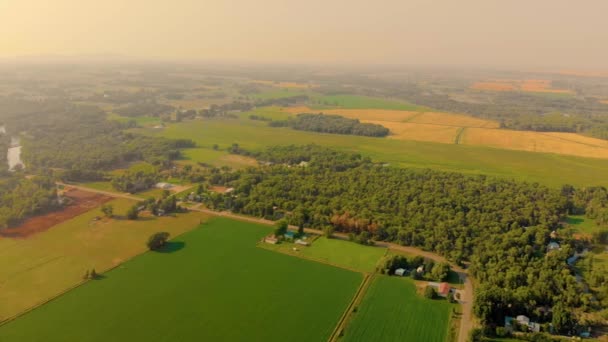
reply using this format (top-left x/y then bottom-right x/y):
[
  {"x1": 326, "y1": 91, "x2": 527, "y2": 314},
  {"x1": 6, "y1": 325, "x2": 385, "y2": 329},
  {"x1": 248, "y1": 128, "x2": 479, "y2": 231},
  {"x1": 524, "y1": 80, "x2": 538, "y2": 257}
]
[{"x1": 269, "y1": 113, "x2": 389, "y2": 137}]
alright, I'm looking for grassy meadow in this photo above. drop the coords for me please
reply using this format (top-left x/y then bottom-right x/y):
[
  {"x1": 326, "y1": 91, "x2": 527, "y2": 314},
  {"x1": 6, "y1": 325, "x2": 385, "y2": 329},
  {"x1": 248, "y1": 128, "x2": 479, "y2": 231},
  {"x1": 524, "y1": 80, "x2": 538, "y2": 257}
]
[
  {"x1": 0, "y1": 218, "x2": 362, "y2": 342},
  {"x1": 137, "y1": 117, "x2": 608, "y2": 188},
  {"x1": 260, "y1": 236, "x2": 387, "y2": 273},
  {"x1": 0, "y1": 198, "x2": 208, "y2": 321},
  {"x1": 341, "y1": 276, "x2": 454, "y2": 342}
]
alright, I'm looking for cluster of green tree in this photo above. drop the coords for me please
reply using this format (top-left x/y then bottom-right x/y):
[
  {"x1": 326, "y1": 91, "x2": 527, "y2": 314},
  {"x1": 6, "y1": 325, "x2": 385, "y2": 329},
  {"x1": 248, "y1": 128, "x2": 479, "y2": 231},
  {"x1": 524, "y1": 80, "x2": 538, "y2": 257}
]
[
  {"x1": 111, "y1": 166, "x2": 159, "y2": 193},
  {"x1": 1, "y1": 100, "x2": 194, "y2": 180},
  {"x1": 0, "y1": 175, "x2": 59, "y2": 228},
  {"x1": 201, "y1": 145, "x2": 602, "y2": 335},
  {"x1": 255, "y1": 95, "x2": 309, "y2": 107},
  {"x1": 268, "y1": 113, "x2": 389, "y2": 137},
  {"x1": 0, "y1": 133, "x2": 9, "y2": 175},
  {"x1": 114, "y1": 101, "x2": 174, "y2": 117},
  {"x1": 87, "y1": 90, "x2": 159, "y2": 105},
  {"x1": 379, "y1": 254, "x2": 451, "y2": 282},
  {"x1": 248, "y1": 114, "x2": 272, "y2": 122},
  {"x1": 563, "y1": 185, "x2": 608, "y2": 227},
  {"x1": 199, "y1": 102, "x2": 253, "y2": 118}
]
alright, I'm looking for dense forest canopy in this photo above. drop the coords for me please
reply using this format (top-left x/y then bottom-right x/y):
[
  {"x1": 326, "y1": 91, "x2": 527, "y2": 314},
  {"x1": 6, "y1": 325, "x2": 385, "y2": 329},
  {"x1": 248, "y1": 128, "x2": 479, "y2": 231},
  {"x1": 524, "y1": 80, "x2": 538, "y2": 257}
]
[
  {"x1": 269, "y1": 113, "x2": 389, "y2": 137},
  {"x1": 202, "y1": 145, "x2": 607, "y2": 333},
  {"x1": 0, "y1": 99, "x2": 194, "y2": 178}
]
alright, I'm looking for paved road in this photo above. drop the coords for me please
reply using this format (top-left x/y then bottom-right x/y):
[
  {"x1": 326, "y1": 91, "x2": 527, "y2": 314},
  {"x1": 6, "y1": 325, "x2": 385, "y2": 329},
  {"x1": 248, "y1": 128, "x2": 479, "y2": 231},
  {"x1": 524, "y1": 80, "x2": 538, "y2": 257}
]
[{"x1": 63, "y1": 183, "x2": 475, "y2": 342}]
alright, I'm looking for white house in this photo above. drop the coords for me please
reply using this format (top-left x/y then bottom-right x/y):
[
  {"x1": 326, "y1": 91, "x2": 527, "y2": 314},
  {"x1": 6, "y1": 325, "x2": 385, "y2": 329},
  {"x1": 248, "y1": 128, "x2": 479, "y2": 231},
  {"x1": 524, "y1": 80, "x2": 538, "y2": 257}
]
[
  {"x1": 516, "y1": 315, "x2": 530, "y2": 325},
  {"x1": 155, "y1": 182, "x2": 173, "y2": 190},
  {"x1": 394, "y1": 268, "x2": 406, "y2": 276},
  {"x1": 547, "y1": 242, "x2": 560, "y2": 251}
]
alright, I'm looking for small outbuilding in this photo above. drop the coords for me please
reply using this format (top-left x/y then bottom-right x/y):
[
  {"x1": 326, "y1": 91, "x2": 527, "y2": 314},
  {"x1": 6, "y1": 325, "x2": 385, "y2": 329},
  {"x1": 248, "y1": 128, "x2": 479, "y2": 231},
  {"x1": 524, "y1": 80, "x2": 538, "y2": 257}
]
[
  {"x1": 547, "y1": 242, "x2": 560, "y2": 251},
  {"x1": 155, "y1": 182, "x2": 173, "y2": 190},
  {"x1": 264, "y1": 235, "x2": 279, "y2": 244},
  {"x1": 394, "y1": 268, "x2": 406, "y2": 276},
  {"x1": 295, "y1": 239, "x2": 309, "y2": 246}
]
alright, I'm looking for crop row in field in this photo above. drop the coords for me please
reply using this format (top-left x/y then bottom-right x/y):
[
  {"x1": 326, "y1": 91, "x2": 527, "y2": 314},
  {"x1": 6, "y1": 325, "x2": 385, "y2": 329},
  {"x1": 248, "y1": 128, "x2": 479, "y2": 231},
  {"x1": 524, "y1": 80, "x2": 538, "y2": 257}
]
[
  {"x1": 0, "y1": 218, "x2": 362, "y2": 342},
  {"x1": 341, "y1": 275, "x2": 454, "y2": 342}
]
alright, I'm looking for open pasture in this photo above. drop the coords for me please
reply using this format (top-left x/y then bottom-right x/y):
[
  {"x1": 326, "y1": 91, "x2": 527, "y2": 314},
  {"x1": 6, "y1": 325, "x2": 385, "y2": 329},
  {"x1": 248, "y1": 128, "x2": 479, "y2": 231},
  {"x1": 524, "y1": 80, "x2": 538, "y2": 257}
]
[
  {"x1": 311, "y1": 95, "x2": 423, "y2": 110},
  {"x1": 0, "y1": 198, "x2": 208, "y2": 321},
  {"x1": 260, "y1": 236, "x2": 386, "y2": 273},
  {"x1": 140, "y1": 119, "x2": 608, "y2": 188},
  {"x1": 0, "y1": 218, "x2": 362, "y2": 342},
  {"x1": 341, "y1": 275, "x2": 454, "y2": 342}
]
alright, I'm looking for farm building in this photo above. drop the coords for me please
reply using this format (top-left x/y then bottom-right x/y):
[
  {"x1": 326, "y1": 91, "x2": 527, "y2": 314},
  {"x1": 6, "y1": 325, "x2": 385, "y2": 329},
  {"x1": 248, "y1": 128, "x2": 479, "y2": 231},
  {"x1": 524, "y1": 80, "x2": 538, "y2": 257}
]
[
  {"x1": 427, "y1": 282, "x2": 451, "y2": 297},
  {"x1": 295, "y1": 239, "x2": 309, "y2": 246},
  {"x1": 155, "y1": 182, "x2": 173, "y2": 190},
  {"x1": 505, "y1": 315, "x2": 540, "y2": 333},
  {"x1": 264, "y1": 235, "x2": 278, "y2": 244},
  {"x1": 394, "y1": 268, "x2": 406, "y2": 276}
]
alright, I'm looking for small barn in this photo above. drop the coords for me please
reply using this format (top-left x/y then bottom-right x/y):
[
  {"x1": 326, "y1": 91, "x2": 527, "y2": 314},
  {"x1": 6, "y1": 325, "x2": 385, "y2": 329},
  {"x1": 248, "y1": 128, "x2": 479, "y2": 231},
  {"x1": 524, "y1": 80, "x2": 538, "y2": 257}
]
[
  {"x1": 394, "y1": 268, "x2": 406, "y2": 276},
  {"x1": 264, "y1": 235, "x2": 279, "y2": 244},
  {"x1": 438, "y1": 282, "x2": 451, "y2": 297}
]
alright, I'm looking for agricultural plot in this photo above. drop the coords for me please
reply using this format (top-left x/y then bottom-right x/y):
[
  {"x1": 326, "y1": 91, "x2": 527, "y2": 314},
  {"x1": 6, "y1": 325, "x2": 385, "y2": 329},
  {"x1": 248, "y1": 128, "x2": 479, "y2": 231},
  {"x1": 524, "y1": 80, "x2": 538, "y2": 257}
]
[
  {"x1": 251, "y1": 80, "x2": 319, "y2": 89},
  {"x1": 471, "y1": 79, "x2": 573, "y2": 95},
  {"x1": 0, "y1": 198, "x2": 208, "y2": 321},
  {"x1": 139, "y1": 119, "x2": 608, "y2": 188},
  {"x1": 260, "y1": 236, "x2": 386, "y2": 273},
  {"x1": 0, "y1": 218, "x2": 362, "y2": 342},
  {"x1": 408, "y1": 112, "x2": 499, "y2": 128},
  {"x1": 461, "y1": 128, "x2": 608, "y2": 159},
  {"x1": 341, "y1": 276, "x2": 454, "y2": 342},
  {"x1": 311, "y1": 95, "x2": 423, "y2": 110},
  {"x1": 366, "y1": 121, "x2": 461, "y2": 144}
]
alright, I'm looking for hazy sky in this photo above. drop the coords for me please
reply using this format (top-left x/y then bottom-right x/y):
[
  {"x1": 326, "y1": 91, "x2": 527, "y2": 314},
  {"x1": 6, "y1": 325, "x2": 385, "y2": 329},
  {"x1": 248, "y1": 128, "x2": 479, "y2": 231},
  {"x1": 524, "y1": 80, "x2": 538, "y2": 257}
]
[{"x1": 1, "y1": 0, "x2": 607, "y2": 68}]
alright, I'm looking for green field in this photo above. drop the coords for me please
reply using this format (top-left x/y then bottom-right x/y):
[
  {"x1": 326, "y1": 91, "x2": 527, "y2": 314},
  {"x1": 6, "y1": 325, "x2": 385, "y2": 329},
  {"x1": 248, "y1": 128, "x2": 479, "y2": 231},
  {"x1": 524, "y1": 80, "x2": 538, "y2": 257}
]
[
  {"x1": 0, "y1": 198, "x2": 208, "y2": 321},
  {"x1": 261, "y1": 236, "x2": 387, "y2": 273},
  {"x1": 137, "y1": 118, "x2": 608, "y2": 188},
  {"x1": 0, "y1": 218, "x2": 362, "y2": 341},
  {"x1": 342, "y1": 276, "x2": 454, "y2": 342},
  {"x1": 311, "y1": 95, "x2": 424, "y2": 111}
]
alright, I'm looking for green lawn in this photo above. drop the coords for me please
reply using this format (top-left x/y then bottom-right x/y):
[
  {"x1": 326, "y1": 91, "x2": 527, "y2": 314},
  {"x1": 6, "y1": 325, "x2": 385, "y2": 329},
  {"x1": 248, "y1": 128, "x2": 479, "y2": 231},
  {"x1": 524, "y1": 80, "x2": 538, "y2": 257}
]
[
  {"x1": 261, "y1": 236, "x2": 387, "y2": 273},
  {"x1": 311, "y1": 94, "x2": 424, "y2": 111},
  {"x1": 0, "y1": 198, "x2": 208, "y2": 321},
  {"x1": 138, "y1": 119, "x2": 608, "y2": 188},
  {"x1": 0, "y1": 218, "x2": 362, "y2": 342},
  {"x1": 565, "y1": 215, "x2": 603, "y2": 235},
  {"x1": 341, "y1": 276, "x2": 454, "y2": 342}
]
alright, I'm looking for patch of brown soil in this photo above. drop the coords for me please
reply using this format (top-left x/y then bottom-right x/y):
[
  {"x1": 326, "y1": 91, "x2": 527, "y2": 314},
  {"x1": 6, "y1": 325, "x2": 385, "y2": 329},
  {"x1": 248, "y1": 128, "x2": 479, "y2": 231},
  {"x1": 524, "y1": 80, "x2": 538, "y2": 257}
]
[{"x1": 0, "y1": 189, "x2": 112, "y2": 238}]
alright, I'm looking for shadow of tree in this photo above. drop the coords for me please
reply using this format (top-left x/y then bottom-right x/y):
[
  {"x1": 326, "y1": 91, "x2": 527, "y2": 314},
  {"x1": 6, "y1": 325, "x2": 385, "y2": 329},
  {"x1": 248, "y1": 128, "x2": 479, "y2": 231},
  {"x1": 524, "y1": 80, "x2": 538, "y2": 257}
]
[{"x1": 156, "y1": 241, "x2": 186, "y2": 253}]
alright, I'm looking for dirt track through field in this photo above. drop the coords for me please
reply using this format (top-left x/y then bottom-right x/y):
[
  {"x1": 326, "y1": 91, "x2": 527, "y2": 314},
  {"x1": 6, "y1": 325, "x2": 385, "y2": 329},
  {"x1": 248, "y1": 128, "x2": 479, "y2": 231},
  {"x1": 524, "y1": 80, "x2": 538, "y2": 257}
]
[{"x1": 0, "y1": 189, "x2": 112, "y2": 238}]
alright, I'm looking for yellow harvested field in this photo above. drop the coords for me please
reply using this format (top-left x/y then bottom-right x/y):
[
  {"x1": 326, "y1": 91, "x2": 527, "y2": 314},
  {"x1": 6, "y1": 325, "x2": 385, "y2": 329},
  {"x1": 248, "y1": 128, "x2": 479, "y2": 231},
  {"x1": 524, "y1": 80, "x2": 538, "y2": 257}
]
[
  {"x1": 601, "y1": 100, "x2": 608, "y2": 105},
  {"x1": 252, "y1": 80, "x2": 319, "y2": 89},
  {"x1": 471, "y1": 82, "x2": 517, "y2": 91},
  {"x1": 363, "y1": 120, "x2": 460, "y2": 144},
  {"x1": 408, "y1": 112, "x2": 499, "y2": 128},
  {"x1": 462, "y1": 128, "x2": 608, "y2": 159},
  {"x1": 471, "y1": 79, "x2": 572, "y2": 94}
]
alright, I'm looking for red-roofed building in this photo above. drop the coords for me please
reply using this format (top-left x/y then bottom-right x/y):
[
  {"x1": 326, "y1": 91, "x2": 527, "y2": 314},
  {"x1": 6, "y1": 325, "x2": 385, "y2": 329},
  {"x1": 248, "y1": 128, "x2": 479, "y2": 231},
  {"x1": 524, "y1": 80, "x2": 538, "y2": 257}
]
[{"x1": 438, "y1": 282, "x2": 451, "y2": 297}]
